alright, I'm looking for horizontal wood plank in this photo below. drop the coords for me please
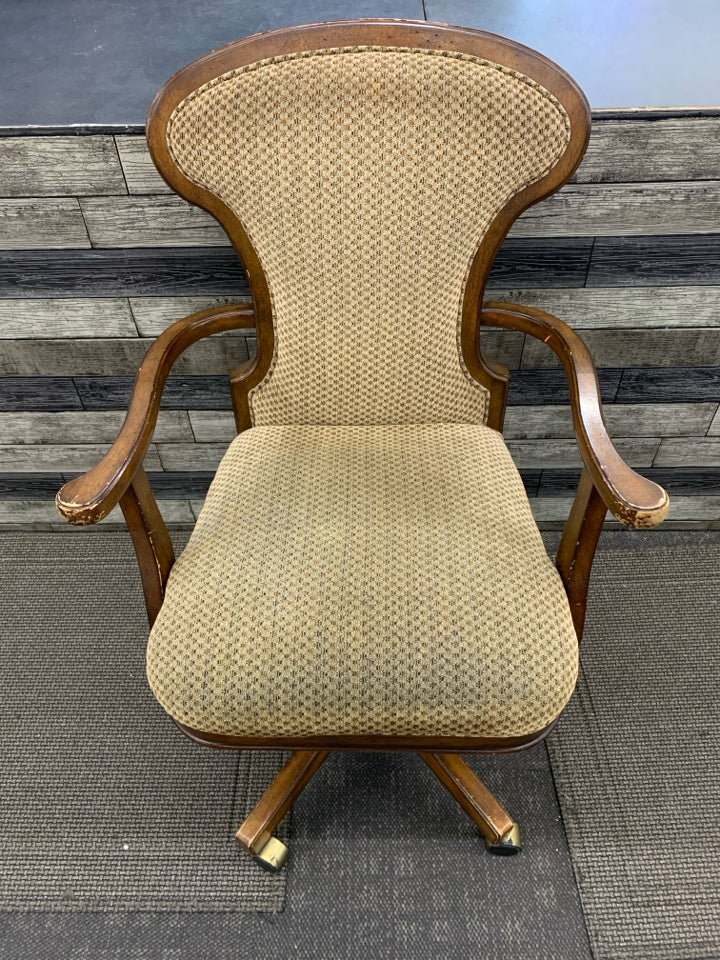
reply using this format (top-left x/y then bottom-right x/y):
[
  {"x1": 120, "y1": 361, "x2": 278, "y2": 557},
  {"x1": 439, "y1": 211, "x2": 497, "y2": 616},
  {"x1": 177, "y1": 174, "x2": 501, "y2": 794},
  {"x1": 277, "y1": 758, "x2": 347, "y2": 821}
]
[
  {"x1": 80, "y1": 195, "x2": 229, "y2": 247},
  {"x1": 0, "y1": 410, "x2": 192, "y2": 444},
  {"x1": 0, "y1": 240, "x2": 588, "y2": 299},
  {"x1": 0, "y1": 199, "x2": 90, "y2": 249},
  {"x1": 74, "y1": 375, "x2": 233, "y2": 410},
  {"x1": 506, "y1": 368, "x2": 623, "y2": 405},
  {"x1": 83, "y1": 182, "x2": 714, "y2": 244},
  {"x1": 521, "y1": 328, "x2": 720, "y2": 368},
  {"x1": 0, "y1": 247, "x2": 250, "y2": 298},
  {"x1": 529, "y1": 495, "x2": 720, "y2": 523},
  {"x1": 511, "y1": 182, "x2": 720, "y2": 238},
  {"x1": 0, "y1": 298, "x2": 136, "y2": 339},
  {"x1": 616, "y1": 367, "x2": 720, "y2": 403},
  {"x1": 0, "y1": 136, "x2": 126, "y2": 196},
  {"x1": 0, "y1": 473, "x2": 66, "y2": 498},
  {"x1": 0, "y1": 498, "x2": 194, "y2": 526},
  {"x1": 505, "y1": 437, "x2": 660, "y2": 469},
  {"x1": 0, "y1": 335, "x2": 251, "y2": 376},
  {"x1": 538, "y1": 467, "x2": 720, "y2": 497},
  {"x1": 129, "y1": 296, "x2": 251, "y2": 336},
  {"x1": 485, "y1": 286, "x2": 720, "y2": 329},
  {"x1": 144, "y1": 471, "x2": 216, "y2": 497},
  {"x1": 587, "y1": 235, "x2": 720, "y2": 287},
  {"x1": 504, "y1": 403, "x2": 717, "y2": 440},
  {"x1": 114, "y1": 136, "x2": 171, "y2": 194},
  {"x1": 573, "y1": 118, "x2": 720, "y2": 184},
  {"x1": 188, "y1": 411, "x2": 236, "y2": 442},
  {"x1": 0, "y1": 444, "x2": 162, "y2": 472},
  {"x1": 157, "y1": 443, "x2": 229, "y2": 472},
  {"x1": 0, "y1": 376, "x2": 83, "y2": 411},
  {"x1": 654, "y1": 438, "x2": 720, "y2": 467},
  {"x1": 709, "y1": 408, "x2": 720, "y2": 435}
]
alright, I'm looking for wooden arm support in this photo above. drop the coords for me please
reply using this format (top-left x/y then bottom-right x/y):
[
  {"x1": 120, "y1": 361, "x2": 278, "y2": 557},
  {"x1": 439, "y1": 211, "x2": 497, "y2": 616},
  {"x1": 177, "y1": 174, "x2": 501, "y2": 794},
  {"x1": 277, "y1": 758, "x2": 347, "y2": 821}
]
[
  {"x1": 55, "y1": 302, "x2": 254, "y2": 625},
  {"x1": 56, "y1": 302, "x2": 255, "y2": 526},
  {"x1": 481, "y1": 302, "x2": 669, "y2": 529}
]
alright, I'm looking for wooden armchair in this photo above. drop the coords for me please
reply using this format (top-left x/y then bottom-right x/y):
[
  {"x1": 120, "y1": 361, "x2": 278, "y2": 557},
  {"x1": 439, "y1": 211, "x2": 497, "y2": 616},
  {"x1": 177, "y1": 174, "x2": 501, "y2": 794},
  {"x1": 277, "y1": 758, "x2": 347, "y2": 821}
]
[{"x1": 57, "y1": 20, "x2": 668, "y2": 870}]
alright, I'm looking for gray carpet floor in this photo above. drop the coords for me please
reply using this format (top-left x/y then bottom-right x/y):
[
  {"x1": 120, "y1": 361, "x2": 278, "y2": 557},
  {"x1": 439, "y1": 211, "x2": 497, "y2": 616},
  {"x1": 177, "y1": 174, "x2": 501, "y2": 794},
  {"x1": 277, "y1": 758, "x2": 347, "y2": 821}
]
[
  {"x1": 548, "y1": 540, "x2": 720, "y2": 960},
  {"x1": 0, "y1": 533, "x2": 287, "y2": 913},
  {"x1": 0, "y1": 529, "x2": 717, "y2": 959}
]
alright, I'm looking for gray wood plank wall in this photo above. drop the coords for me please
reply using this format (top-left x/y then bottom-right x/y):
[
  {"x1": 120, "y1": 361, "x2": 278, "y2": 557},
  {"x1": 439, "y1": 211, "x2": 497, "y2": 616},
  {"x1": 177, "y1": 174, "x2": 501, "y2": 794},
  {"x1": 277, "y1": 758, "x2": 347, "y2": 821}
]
[{"x1": 0, "y1": 115, "x2": 719, "y2": 528}]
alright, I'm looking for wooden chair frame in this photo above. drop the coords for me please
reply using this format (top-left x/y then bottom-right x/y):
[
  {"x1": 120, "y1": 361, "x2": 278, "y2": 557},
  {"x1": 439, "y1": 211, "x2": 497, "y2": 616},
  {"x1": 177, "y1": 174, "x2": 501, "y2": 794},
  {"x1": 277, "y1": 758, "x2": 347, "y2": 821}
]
[{"x1": 56, "y1": 20, "x2": 669, "y2": 865}]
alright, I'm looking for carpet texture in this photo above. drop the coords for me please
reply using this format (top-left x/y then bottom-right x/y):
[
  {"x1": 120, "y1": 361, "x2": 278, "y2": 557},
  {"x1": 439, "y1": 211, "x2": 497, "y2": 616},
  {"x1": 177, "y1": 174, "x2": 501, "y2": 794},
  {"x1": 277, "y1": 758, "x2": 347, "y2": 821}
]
[
  {"x1": 0, "y1": 533, "x2": 287, "y2": 912},
  {"x1": 547, "y1": 541, "x2": 720, "y2": 960}
]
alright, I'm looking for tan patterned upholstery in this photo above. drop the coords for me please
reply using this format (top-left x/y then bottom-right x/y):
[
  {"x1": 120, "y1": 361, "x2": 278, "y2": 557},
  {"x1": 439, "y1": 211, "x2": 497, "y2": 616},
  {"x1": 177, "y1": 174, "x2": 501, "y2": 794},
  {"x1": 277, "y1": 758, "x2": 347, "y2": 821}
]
[
  {"x1": 167, "y1": 47, "x2": 570, "y2": 426},
  {"x1": 147, "y1": 424, "x2": 578, "y2": 739}
]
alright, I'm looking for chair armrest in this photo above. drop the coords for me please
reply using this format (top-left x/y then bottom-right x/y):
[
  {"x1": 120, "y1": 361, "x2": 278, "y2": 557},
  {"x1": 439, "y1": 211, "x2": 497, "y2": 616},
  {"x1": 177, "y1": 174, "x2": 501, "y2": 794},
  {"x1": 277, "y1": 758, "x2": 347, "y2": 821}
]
[
  {"x1": 481, "y1": 301, "x2": 669, "y2": 528},
  {"x1": 56, "y1": 302, "x2": 255, "y2": 525}
]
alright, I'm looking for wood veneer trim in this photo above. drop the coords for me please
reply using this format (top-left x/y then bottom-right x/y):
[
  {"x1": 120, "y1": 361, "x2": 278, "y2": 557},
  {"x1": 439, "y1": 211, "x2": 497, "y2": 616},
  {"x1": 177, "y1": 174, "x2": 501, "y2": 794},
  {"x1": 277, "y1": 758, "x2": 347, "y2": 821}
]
[
  {"x1": 482, "y1": 301, "x2": 669, "y2": 527},
  {"x1": 56, "y1": 302, "x2": 253, "y2": 524}
]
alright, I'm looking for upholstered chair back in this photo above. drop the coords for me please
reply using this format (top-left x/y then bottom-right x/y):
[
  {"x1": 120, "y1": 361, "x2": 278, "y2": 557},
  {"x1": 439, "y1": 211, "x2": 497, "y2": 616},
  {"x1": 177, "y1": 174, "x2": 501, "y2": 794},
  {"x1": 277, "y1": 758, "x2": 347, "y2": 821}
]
[{"x1": 153, "y1": 28, "x2": 585, "y2": 427}]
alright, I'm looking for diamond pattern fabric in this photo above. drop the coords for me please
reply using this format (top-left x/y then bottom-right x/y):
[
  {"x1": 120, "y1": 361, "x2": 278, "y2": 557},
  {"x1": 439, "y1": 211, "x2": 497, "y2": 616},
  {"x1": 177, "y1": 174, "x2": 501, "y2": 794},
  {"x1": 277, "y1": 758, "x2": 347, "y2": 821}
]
[
  {"x1": 167, "y1": 46, "x2": 570, "y2": 427},
  {"x1": 147, "y1": 424, "x2": 579, "y2": 740}
]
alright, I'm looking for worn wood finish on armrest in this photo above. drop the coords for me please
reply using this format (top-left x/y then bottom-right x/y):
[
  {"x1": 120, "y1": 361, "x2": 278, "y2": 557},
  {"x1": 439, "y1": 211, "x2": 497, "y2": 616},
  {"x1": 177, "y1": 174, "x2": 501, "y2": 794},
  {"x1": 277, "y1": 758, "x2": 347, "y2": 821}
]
[
  {"x1": 481, "y1": 302, "x2": 669, "y2": 529},
  {"x1": 56, "y1": 302, "x2": 254, "y2": 525}
]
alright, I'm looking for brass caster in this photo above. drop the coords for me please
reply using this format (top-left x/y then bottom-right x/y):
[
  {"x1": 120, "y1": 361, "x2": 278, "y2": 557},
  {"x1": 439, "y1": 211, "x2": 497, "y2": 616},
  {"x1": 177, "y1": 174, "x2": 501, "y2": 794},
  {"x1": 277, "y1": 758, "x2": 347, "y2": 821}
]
[
  {"x1": 487, "y1": 822, "x2": 522, "y2": 856},
  {"x1": 254, "y1": 836, "x2": 289, "y2": 871}
]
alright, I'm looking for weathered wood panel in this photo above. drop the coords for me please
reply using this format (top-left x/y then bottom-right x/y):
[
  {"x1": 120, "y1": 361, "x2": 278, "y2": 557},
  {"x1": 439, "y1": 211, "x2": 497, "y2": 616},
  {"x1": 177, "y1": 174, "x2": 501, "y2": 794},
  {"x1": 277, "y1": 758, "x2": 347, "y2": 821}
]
[
  {"x1": 1, "y1": 367, "x2": 713, "y2": 414},
  {"x1": 709, "y1": 407, "x2": 720, "y2": 435},
  {"x1": 188, "y1": 411, "x2": 237, "y2": 442},
  {"x1": 511, "y1": 182, "x2": 720, "y2": 238},
  {"x1": 86, "y1": 182, "x2": 720, "y2": 243},
  {"x1": 129, "y1": 296, "x2": 250, "y2": 336},
  {"x1": 505, "y1": 437, "x2": 660, "y2": 469},
  {"x1": 80, "y1": 196, "x2": 229, "y2": 247},
  {"x1": 0, "y1": 410, "x2": 192, "y2": 444},
  {"x1": 587, "y1": 235, "x2": 720, "y2": 286},
  {"x1": 0, "y1": 298, "x2": 136, "y2": 339},
  {"x1": 0, "y1": 136, "x2": 126, "y2": 196},
  {"x1": 0, "y1": 335, "x2": 251, "y2": 376},
  {"x1": 0, "y1": 444, "x2": 162, "y2": 472},
  {"x1": 0, "y1": 239, "x2": 589, "y2": 299},
  {"x1": 117, "y1": 121, "x2": 720, "y2": 191},
  {"x1": 485, "y1": 286, "x2": 720, "y2": 329},
  {"x1": 0, "y1": 247, "x2": 250, "y2": 298},
  {"x1": 574, "y1": 118, "x2": 720, "y2": 184},
  {"x1": 506, "y1": 368, "x2": 623, "y2": 405},
  {"x1": 74, "y1": 375, "x2": 233, "y2": 410},
  {"x1": 0, "y1": 376, "x2": 83, "y2": 411},
  {"x1": 157, "y1": 443, "x2": 229, "y2": 472},
  {"x1": 144, "y1": 471, "x2": 215, "y2": 497},
  {"x1": 0, "y1": 199, "x2": 90, "y2": 249},
  {"x1": 529, "y1": 495, "x2": 720, "y2": 524},
  {"x1": 114, "y1": 136, "x2": 171, "y2": 194},
  {"x1": 0, "y1": 498, "x2": 194, "y2": 526},
  {"x1": 0, "y1": 473, "x2": 66, "y2": 498},
  {"x1": 654, "y1": 438, "x2": 720, "y2": 467},
  {"x1": 537, "y1": 467, "x2": 720, "y2": 497},
  {"x1": 504, "y1": 403, "x2": 717, "y2": 440},
  {"x1": 616, "y1": 367, "x2": 720, "y2": 403},
  {"x1": 521, "y1": 328, "x2": 720, "y2": 368}
]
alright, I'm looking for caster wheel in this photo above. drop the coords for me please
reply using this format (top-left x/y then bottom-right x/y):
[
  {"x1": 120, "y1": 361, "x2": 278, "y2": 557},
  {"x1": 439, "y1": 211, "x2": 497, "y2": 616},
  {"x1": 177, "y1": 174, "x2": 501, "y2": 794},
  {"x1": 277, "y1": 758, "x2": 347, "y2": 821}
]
[
  {"x1": 487, "y1": 822, "x2": 522, "y2": 856},
  {"x1": 254, "y1": 836, "x2": 289, "y2": 871}
]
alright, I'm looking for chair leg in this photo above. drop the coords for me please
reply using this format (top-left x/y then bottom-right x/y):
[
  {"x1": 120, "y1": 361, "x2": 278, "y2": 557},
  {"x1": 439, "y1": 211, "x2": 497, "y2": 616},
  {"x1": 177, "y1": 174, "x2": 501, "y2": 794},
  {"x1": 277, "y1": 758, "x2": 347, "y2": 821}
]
[
  {"x1": 419, "y1": 752, "x2": 522, "y2": 855},
  {"x1": 236, "y1": 750, "x2": 329, "y2": 869}
]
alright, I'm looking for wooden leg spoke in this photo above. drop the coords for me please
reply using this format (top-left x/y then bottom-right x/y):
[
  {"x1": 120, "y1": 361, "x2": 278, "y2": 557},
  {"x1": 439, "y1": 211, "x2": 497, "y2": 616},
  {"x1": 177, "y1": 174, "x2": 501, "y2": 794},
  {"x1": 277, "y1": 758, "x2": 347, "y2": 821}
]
[
  {"x1": 420, "y1": 752, "x2": 522, "y2": 854},
  {"x1": 236, "y1": 750, "x2": 329, "y2": 869}
]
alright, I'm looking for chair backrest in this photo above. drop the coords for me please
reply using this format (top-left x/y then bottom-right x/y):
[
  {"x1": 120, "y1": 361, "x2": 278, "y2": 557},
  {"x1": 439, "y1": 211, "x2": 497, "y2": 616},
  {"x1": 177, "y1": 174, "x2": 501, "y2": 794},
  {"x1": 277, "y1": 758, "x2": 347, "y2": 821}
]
[{"x1": 147, "y1": 20, "x2": 590, "y2": 430}]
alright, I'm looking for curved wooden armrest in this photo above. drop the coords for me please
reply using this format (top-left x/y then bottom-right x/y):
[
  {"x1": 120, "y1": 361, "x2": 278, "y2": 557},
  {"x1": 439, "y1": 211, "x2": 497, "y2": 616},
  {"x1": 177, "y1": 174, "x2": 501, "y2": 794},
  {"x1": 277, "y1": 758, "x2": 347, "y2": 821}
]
[
  {"x1": 481, "y1": 301, "x2": 669, "y2": 529},
  {"x1": 56, "y1": 302, "x2": 255, "y2": 525}
]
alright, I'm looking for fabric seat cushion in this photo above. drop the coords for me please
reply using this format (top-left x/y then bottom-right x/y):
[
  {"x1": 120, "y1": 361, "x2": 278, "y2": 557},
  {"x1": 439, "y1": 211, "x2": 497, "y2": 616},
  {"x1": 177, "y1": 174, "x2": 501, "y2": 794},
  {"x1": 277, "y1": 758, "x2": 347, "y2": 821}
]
[{"x1": 147, "y1": 423, "x2": 579, "y2": 740}]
